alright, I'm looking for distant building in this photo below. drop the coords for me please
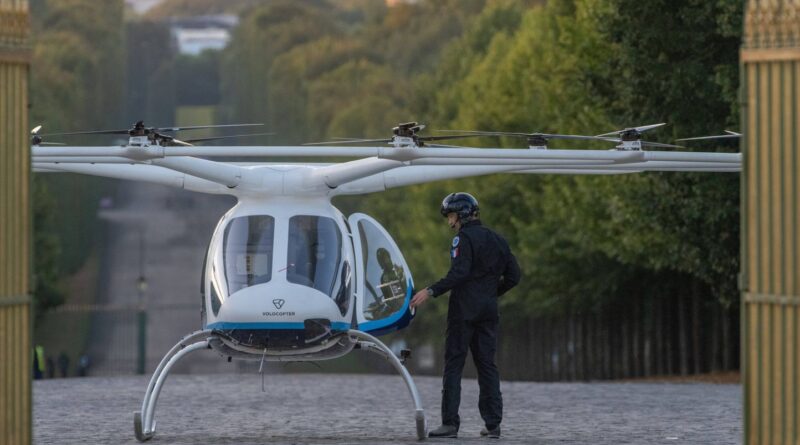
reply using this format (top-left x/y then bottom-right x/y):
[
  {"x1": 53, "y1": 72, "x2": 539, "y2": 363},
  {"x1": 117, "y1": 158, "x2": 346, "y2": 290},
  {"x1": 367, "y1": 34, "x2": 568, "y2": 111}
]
[
  {"x1": 386, "y1": 0, "x2": 419, "y2": 6},
  {"x1": 125, "y1": 0, "x2": 163, "y2": 14},
  {"x1": 169, "y1": 15, "x2": 238, "y2": 56}
]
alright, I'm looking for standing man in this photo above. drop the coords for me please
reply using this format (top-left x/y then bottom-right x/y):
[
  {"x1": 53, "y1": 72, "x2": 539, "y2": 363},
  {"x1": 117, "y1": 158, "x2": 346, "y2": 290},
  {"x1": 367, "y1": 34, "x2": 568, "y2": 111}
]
[{"x1": 410, "y1": 192, "x2": 520, "y2": 439}]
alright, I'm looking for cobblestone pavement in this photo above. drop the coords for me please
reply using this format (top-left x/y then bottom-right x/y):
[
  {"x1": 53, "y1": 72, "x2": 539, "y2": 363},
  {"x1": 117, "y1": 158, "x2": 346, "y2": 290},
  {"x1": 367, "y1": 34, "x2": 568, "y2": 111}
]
[{"x1": 34, "y1": 373, "x2": 741, "y2": 445}]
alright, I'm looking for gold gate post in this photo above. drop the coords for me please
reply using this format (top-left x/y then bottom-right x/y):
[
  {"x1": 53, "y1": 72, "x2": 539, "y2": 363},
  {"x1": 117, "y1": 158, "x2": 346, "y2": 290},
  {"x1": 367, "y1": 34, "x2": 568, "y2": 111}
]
[
  {"x1": 0, "y1": 1, "x2": 31, "y2": 444},
  {"x1": 741, "y1": 1, "x2": 800, "y2": 444}
]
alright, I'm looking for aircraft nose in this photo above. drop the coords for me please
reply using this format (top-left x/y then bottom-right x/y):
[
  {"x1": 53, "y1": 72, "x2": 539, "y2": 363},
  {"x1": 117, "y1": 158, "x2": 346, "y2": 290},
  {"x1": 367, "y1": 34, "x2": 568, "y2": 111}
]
[{"x1": 214, "y1": 282, "x2": 345, "y2": 326}]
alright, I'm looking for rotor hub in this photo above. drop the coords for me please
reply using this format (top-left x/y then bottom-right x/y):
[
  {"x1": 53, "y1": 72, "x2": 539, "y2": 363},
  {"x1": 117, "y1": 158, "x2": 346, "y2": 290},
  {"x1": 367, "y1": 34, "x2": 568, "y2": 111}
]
[
  {"x1": 391, "y1": 122, "x2": 425, "y2": 147},
  {"x1": 527, "y1": 134, "x2": 549, "y2": 149}
]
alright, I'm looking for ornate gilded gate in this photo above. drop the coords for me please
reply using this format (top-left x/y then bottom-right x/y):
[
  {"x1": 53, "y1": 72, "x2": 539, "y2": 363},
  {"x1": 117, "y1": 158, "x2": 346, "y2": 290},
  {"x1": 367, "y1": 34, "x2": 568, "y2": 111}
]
[
  {"x1": 0, "y1": 1, "x2": 31, "y2": 444},
  {"x1": 741, "y1": 1, "x2": 800, "y2": 444}
]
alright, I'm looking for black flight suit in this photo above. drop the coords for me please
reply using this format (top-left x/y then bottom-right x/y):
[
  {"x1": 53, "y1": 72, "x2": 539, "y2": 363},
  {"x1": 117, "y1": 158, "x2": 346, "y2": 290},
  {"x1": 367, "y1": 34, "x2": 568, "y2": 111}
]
[{"x1": 428, "y1": 219, "x2": 521, "y2": 431}]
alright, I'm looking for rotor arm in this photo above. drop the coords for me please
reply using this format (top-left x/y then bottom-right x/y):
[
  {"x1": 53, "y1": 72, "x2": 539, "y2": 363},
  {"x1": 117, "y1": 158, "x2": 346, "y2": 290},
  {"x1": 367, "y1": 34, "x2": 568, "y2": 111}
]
[
  {"x1": 335, "y1": 152, "x2": 740, "y2": 194},
  {"x1": 334, "y1": 149, "x2": 644, "y2": 194},
  {"x1": 306, "y1": 157, "x2": 405, "y2": 189},
  {"x1": 32, "y1": 163, "x2": 232, "y2": 194},
  {"x1": 642, "y1": 151, "x2": 741, "y2": 163},
  {"x1": 151, "y1": 156, "x2": 254, "y2": 189},
  {"x1": 335, "y1": 165, "x2": 527, "y2": 195}
]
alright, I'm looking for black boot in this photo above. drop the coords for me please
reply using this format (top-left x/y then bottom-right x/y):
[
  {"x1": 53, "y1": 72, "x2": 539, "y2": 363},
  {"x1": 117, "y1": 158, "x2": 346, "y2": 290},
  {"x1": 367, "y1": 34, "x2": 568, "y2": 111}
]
[
  {"x1": 480, "y1": 426, "x2": 501, "y2": 438},
  {"x1": 429, "y1": 424, "x2": 458, "y2": 438}
]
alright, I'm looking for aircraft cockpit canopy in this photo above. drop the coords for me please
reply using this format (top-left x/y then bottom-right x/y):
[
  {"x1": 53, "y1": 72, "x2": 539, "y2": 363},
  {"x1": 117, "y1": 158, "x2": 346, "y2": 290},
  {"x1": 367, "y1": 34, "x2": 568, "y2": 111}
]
[
  {"x1": 286, "y1": 215, "x2": 350, "y2": 314},
  {"x1": 223, "y1": 215, "x2": 274, "y2": 295},
  {"x1": 210, "y1": 213, "x2": 351, "y2": 316}
]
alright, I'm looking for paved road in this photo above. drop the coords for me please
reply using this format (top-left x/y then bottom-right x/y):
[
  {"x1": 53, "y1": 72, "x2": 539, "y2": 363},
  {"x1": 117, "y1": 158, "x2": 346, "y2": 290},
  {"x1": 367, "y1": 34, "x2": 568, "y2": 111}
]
[
  {"x1": 90, "y1": 183, "x2": 234, "y2": 374},
  {"x1": 34, "y1": 374, "x2": 741, "y2": 444}
]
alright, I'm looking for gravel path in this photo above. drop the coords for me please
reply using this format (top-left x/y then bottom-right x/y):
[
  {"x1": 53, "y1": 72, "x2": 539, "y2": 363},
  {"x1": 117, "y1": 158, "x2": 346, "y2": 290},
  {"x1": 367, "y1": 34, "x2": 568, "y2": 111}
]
[{"x1": 34, "y1": 373, "x2": 741, "y2": 444}]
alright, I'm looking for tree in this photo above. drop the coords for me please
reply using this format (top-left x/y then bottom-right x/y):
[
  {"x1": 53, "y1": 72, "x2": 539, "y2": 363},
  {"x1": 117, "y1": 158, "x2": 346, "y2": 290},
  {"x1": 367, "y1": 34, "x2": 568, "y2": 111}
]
[{"x1": 29, "y1": 0, "x2": 125, "y2": 311}]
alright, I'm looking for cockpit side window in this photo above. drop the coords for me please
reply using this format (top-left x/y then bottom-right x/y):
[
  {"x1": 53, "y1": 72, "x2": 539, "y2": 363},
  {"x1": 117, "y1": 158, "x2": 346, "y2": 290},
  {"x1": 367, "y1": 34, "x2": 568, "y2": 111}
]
[
  {"x1": 358, "y1": 220, "x2": 408, "y2": 321},
  {"x1": 286, "y1": 216, "x2": 345, "y2": 303},
  {"x1": 223, "y1": 215, "x2": 275, "y2": 295}
]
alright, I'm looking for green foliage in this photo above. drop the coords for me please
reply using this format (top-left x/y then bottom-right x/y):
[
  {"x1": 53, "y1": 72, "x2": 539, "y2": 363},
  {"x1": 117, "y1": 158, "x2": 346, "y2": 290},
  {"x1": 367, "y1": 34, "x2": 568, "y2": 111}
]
[
  {"x1": 124, "y1": 21, "x2": 174, "y2": 124},
  {"x1": 30, "y1": 0, "x2": 124, "y2": 301},
  {"x1": 573, "y1": 0, "x2": 743, "y2": 306},
  {"x1": 143, "y1": 0, "x2": 262, "y2": 19},
  {"x1": 175, "y1": 51, "x2": 222, "y2": 106},
  {"x1": 221, "y1": 1, "x2": 342, "y2": 131},
  {"x1": 220, "y1": 0, "x2": 742, "y2": 331},
  {"x1": 32, "y1": 179, "x2": 65, "y2": 318}
]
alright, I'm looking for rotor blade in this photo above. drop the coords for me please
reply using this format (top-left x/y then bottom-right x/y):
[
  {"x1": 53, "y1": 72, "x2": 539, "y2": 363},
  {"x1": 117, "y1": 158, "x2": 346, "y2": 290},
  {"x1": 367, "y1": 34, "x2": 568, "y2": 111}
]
[
  {"x1": 676, "y1": 134, "x2": 741, "y2": 142},
  {"x1": 38, "y1": 142, "x2": 66, "y2": 146},
  {"x1": 158, "y1": 123, "x2": 264, "y2": 132},
  {"x1": 540, "y1": 134, "x2": 620, "y2": 142},
  {"x1": 425, "y1": 143, "x2": 467, "y2": 148},
  {"x1": 418, "y1": 134, "x2": 484, "y2": 142},
  {"x1": 633, "y1": 123, "x2": 667, "y2": 133},
  {"x1": 596, "y1": 122, "x2": 666, "y2": 137},
  {"x1": 303, "y1": 138, "x2": 392, "y2": 146},
  {"x1": 31, "y1": 125, "x2": 42, "y2": 135},
  {"x1": 165, "y1": 138, "x2": 194, "y2": 147},
  {"x1": 40, "y1": 128, "x2": 131, "y2": 136},
  {"x1": 436, "y1": 129, "x2": 532, "y2": 137},
  {"x1": 182, "y1": 132, "x2": 276, "y2": 144},
  {"x1": 641, "y1": 141, "x2": 685, "y2": 149},
  {"x1": 436, "y1": 129, "x2": 618, "y2": 142},
  {"x1": 724, "y1": 130, "x2": 741, "y2": 136}
]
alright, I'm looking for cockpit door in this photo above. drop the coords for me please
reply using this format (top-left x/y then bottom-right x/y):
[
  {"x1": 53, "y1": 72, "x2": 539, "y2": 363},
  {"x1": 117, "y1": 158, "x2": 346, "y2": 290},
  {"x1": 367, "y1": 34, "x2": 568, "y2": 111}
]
[{"x1": 348, "y1": 213, "x2": 415, "y2": 335}]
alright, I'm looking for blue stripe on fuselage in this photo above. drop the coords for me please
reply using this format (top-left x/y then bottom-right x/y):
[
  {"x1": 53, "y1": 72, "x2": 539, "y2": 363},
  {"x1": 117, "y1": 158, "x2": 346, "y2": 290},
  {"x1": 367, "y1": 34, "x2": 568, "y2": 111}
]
[
  {"x1": 207, "y1": 321, "x2": 351, "y2": 331},
  {"x1": 358, "y1": 277, "x2": 415, "y2": 335}
]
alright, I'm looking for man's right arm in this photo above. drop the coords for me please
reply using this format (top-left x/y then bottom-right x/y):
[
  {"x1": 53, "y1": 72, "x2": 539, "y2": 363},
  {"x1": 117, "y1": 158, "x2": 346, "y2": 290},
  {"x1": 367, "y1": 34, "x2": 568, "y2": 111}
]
[{"x1": 497, "y1": 252, "x2": 520, "y2": 296}]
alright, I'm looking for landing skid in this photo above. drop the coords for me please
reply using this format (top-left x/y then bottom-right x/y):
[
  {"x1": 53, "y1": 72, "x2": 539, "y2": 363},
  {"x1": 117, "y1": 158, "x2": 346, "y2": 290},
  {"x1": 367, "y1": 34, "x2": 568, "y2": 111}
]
[
  {"x1": 348, "y1": 329, "x2": 427, "y2": 440},
  {"x1": 133, "y1": 329, "x2": 427, "y2": 441}
]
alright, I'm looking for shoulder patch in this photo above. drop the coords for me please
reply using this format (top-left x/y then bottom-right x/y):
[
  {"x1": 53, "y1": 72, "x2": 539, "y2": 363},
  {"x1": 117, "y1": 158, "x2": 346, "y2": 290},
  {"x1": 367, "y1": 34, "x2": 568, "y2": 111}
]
[{"x1": 452, "y1": 236, "x2": 460, "y2": 247}]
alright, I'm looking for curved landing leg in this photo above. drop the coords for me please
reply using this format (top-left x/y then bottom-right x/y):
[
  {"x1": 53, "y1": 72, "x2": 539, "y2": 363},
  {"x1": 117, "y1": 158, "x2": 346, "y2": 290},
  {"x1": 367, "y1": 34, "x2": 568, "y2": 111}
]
[
  {"x1": 348, "y1": 330, "x2": 427, "y2": 440},
  {"x1": 134, "y1": 331, "x2": 211, "y2": 442}
]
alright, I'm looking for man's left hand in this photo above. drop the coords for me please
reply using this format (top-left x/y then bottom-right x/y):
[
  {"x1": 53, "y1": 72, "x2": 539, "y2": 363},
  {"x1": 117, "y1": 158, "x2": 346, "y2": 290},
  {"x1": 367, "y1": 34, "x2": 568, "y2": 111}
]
[{"x1": 410, "y1": 289, "x2": 429, "y2": 309}]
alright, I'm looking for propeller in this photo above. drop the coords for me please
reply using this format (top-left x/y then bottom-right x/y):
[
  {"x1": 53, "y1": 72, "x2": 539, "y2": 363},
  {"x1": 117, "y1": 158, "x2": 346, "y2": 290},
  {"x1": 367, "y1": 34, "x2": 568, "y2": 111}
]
[
  {"x1": 595, "y1": 123, "x2": 667, "y2": 137},
  {"x1": 34, "y1": 121, "x2": 269, "y2": 147},
  {"x1": 438, "y1": 123, "x2": 683, "y2": 150},
  {"x1": 179, "y1": 132, "x2": 276, "y2": 145},
  {"x1": 147, "y1": 130, "x2": 276, "y2": 147},
  {"x1": 392, "y1": 121, "x2": 425, "y2": 137},
  {"x1": 30, "y1": 125, "x2": 65, "y2": 145},
  {"x1": 594, "y1": 123, "x2": 684, "y2": 149},
  {"x1": 38, "y1": 121, "x2": 264, "y2": 137},
  {"x1": 676, "y1": 130, "x2": 741, "y2": 142},
  {"x1": 304, "y1": 121, "x2": 480, "y2": 147},
  {"x1": 435, "y1": 129, "x2": 619, "y2": 149}
]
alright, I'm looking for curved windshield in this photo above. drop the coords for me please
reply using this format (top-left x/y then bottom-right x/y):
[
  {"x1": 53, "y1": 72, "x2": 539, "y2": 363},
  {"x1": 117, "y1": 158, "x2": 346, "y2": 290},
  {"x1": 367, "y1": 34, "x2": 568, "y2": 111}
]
[
  {"x1": 223, "y1": 215, "x2": 275, "y2": 295},
  {"x1": 286, "y1": 216, "x2": 346, "y2": 302}
]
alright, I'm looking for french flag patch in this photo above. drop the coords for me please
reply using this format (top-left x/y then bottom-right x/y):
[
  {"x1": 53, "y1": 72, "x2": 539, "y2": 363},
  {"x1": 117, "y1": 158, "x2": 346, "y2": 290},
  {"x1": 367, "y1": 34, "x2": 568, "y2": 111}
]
[{"x1": 451, "y1": 247, "x2": 459, "y2": 258}]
